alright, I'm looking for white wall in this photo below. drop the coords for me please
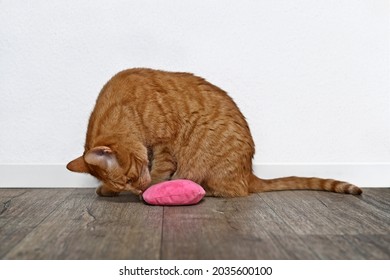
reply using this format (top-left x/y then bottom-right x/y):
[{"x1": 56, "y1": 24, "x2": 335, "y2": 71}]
[{"x1": 0, "y1": 1, "x2": 389, "y2": 186}]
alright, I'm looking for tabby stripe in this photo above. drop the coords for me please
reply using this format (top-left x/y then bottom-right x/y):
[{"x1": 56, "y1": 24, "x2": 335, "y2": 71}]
[
  {"x1": 335, "y1": 182, "x2": 349, "y2": 193},
  {"x1": 93, "y1": 101, "x2": 118, "y2": 140}
]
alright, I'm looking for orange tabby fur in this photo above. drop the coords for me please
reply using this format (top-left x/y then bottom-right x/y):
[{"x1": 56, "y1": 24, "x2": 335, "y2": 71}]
[{"x1": 67, "y1": 68, "x2": 362, "y2": 197}]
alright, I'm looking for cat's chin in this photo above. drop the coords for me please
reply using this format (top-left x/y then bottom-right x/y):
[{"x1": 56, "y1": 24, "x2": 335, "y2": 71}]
[{"x1": 96, "y1": 186, "x2": 120, "y2": 197}]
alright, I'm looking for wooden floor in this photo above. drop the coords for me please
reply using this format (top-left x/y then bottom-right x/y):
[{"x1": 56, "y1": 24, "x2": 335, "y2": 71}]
[{"x1": 0, "y1": 188, "x2": 389, "y2": 259}]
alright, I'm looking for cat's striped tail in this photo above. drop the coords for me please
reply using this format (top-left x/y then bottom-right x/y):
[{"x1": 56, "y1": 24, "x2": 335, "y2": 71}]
[{"x1": 249, "y1": 175, "x2": 362, "y2": 195}]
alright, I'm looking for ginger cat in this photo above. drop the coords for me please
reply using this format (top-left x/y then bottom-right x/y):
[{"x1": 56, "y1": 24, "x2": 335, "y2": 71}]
[{"x1": 67, "y1": 68, "x2": 362, "y2": 197}]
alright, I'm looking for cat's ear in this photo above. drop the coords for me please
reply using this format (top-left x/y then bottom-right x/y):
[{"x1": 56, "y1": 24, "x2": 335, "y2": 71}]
[
  {"x1": 66, "y1": 156, "x2": 89, "y2": 173},
  {"x1": 84, "y1": 146, "x2": 119, "y2": 170}
]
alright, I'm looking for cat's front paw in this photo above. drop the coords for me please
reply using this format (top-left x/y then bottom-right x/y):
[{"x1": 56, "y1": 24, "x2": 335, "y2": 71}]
[
  {"x1": 124, "y1": 183, "x2": 143, "y2": 196},
  {"x1": 96, "y1": 185, "x2": 120, "y2": 197}
]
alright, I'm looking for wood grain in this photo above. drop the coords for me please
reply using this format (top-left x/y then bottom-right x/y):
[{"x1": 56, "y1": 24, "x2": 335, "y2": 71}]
[
  {"x1": 3, "y1": 189, "x2": 163, "y2": 259},
  {"x1": 161, "y1": 193, "x2": 317, "y2": 259},
  {"x1": 0, "y1": 188, "x2": 389, "y2": 259},
  {"x1": 0, "y1": 188, "x2": 74, "y2": 258}
]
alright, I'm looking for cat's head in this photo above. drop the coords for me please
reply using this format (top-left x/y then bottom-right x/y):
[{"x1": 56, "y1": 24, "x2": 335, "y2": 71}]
[{"x1": 66, "y1": 145, "x2": 151, "y2": 195}]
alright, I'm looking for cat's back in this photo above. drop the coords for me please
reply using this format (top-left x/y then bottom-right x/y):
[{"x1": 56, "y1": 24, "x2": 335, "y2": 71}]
[
  {"x1": 97, "y1": 68, "x2": 233, "y2": 105},
  {"x1": 88, "y1": 68, "x2": 250, "y2": 146}
]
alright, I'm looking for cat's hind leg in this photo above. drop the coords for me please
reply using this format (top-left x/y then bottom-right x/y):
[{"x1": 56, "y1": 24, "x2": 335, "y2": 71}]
[
  {"x1": 202, "y1": 176, "x2": 250, "y2": 197},
  {"x1": 171, "y1": 168, "x2": 249, "y2": 197}
]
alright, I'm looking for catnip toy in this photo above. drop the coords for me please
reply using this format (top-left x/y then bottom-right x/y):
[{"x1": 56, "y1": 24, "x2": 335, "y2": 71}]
[{"x1": 142, "y1": 179, "x2": 206, "y2": 206}]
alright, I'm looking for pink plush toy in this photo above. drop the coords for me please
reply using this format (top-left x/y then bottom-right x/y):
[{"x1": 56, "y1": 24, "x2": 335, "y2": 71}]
[{"x1": 142, "y1": 179, "x2": 206, "y2": 206}]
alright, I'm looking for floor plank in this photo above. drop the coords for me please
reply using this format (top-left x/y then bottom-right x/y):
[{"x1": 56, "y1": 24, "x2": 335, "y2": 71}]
[
  {"x1": 346, "y1": 234, "x2": 390, "y2": 259},
  {"x1": 312, "y1": 191, "x2": 390, "y2": 234},
  {"x1": 260, "y1": 190, "x2": 390, "y2": 259},
  {"x1": 358, "y1": 188, "x2": 390, "y2": 213},
  {"x1": 0, "y1": 188, "x2": 74, "y2": 258},
  {"x1": 262, "y1": 190, "x2": 390, "y2": 235},
  {"x1": 0, "y1": 188, "x2": 389, "y2": 260},
  {"x1": 4, "y1": 189, "x2": 163, "y2": 259},
  {"x1": 302, "y1": 234, "x2": 390, "y2": 259},
  {"x1": 161, "y1": 193, "x2": 317, "y2": 259},
  {"x1": 260, "y1": 191, "x2": 340, "y2": 235}
]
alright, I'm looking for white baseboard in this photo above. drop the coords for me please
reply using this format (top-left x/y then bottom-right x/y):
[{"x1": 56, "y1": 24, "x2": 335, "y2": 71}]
[
  {"x1": 0, "y1": 164, "x2": 100, "y2": 188},
  {"x1": 0, "y1": 163, "x2": 389, "y2": 188}
]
